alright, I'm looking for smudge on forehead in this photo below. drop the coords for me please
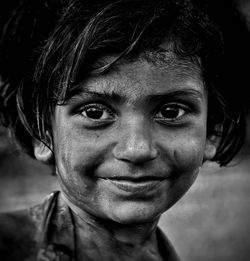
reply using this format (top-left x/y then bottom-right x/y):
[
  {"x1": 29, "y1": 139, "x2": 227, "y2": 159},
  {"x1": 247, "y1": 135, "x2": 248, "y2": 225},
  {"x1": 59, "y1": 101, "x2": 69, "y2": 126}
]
[
  {"x1": 142, "y1": 49, "x2": 202, "y2": 82},
  {"x1": 89, "y1": 50, "x2": 203, "y2": 92}
]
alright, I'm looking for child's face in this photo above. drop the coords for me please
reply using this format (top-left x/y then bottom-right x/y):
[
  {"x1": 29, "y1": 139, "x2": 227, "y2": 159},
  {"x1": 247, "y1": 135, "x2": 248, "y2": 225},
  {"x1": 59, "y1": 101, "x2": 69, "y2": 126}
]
[{"x1": 40, "y1": 55, "x2": 215, "y2": 224}]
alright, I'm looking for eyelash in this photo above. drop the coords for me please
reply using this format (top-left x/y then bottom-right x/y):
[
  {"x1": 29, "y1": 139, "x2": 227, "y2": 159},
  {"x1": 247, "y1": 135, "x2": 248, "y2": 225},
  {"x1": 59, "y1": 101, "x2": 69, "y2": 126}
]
[
  {"x1": 154, "y1": 103, "x2": 191, "y2": 124},
  {"x1": 77, "y1": 102, "x2": 192, "y2": 126}
]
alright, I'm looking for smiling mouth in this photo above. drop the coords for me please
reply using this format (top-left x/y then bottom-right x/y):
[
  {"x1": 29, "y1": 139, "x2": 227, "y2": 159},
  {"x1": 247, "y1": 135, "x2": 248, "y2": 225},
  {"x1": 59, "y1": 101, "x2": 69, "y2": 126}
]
[{"x1": 100, "y1": 176, "x2": 167, "y2": 194}]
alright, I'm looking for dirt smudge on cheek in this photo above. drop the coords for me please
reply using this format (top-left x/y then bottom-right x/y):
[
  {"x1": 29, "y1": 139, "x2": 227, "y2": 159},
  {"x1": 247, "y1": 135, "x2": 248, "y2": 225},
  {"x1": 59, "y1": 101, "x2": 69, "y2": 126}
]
[{"x1": 172, "y1": 141, "x2": 203, "y2": 180}]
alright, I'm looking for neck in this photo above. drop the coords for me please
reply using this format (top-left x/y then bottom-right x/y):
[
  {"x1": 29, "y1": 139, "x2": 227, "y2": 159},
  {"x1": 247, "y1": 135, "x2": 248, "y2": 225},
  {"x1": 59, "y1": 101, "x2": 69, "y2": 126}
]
[{"x1": 62, "y1": 194, "x2": 163, "y2": 260}]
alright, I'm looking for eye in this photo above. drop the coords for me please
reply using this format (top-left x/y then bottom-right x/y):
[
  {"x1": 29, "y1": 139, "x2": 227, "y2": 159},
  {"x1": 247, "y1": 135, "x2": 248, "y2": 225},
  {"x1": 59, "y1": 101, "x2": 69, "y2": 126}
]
[
  {"x1": 155, "y1": 103, "x2": 188, "y2": 122},
  {"x1": 80, "y1": 103, "x2": 115, "y2": 121}
]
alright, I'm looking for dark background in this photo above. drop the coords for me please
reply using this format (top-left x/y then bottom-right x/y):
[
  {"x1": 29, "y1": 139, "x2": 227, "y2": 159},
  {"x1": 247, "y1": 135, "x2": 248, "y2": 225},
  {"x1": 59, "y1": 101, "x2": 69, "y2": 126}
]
[{"x1": 0, "y1": 120, "x2": 250, "y2": 261}]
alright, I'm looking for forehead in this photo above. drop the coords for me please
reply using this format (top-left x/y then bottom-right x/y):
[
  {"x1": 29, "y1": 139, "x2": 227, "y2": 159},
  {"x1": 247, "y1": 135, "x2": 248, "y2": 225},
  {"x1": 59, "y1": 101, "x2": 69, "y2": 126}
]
[{"x1": 70, "y1": 52, "x2": 204, "y2": 100}]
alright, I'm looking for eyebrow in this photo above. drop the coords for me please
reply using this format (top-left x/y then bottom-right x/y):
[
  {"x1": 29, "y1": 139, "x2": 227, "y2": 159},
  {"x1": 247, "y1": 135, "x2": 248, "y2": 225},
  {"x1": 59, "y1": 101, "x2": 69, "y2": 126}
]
[
  {"x1": 68, "y1": 89, "x2": 123, "y2": 103},
  {"x1": 68, "y1": 88, "x2": 204, "y2": 104},
  {"x1": 144, "y1": 89, "x2": 203, "y2": 103}
]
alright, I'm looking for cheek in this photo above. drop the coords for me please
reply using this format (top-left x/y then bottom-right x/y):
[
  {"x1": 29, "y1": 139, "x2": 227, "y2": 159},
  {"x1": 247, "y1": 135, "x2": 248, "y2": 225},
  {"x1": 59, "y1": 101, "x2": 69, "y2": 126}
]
[
  {"x1": 158, "y1": 126, "x2": 206, "y2": 191},
  {"x1": 156, "y1": 136, "x2": 205, "y2": 210},
  {"x1": 52, "y1": 130, "x2": 97, "y2": 209},
  {"x1": 53, "y1": 125, "x2": 106, "y2": 172},
  {"x1": 173, "y1": 137, "x2": 205, "y2": 173},
  {"x1": 161, "y1": 124, "x2": 206, "y2": 169},
  {"x1": 173, "y1": 139, "x2": 202, "y2": 188},
  {"x1": 52, "y1": 126, "x2": 114, "y2": 199}
]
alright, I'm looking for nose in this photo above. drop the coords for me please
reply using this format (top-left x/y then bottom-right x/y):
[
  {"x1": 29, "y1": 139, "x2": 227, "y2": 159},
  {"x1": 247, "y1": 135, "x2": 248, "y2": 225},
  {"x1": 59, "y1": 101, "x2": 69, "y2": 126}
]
[{"x1": 113, "y1": 117, "x2": 158, "y2": 164}]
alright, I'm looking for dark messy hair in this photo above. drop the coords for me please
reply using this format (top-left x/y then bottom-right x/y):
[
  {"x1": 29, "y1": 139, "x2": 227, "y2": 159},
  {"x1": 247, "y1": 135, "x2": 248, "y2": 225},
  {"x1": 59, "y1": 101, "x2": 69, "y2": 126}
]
[{"x1": 0, "y1": 0, "x2": 246, "y2": 166}]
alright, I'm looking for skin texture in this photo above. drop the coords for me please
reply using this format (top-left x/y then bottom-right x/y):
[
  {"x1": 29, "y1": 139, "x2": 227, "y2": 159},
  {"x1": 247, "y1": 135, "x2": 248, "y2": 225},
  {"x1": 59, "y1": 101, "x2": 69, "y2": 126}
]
[{"x1": 34, "y1": 53, "x2": 216, "y2": 260}]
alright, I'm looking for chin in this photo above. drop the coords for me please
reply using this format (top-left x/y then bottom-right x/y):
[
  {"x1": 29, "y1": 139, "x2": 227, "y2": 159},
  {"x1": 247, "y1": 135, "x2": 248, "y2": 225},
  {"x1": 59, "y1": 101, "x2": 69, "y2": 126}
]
[{"x1": 107, "y1": 202, "x2": 165, "y2": 225}]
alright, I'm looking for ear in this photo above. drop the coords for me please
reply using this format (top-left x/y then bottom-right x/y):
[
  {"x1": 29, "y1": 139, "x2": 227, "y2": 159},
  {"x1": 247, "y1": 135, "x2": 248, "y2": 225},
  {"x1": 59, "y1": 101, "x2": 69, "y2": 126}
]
[
  {"x1": 203, "y1": 137, "x2": 217, "y2": 161},
  {"x1": 33, "y1": 138, "x2": 53, "y2": 164}
]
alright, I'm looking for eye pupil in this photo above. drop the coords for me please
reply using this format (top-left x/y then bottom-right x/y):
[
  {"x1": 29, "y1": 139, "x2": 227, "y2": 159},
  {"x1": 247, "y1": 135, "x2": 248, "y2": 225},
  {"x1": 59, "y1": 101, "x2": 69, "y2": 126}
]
[
  {"x1": 161, "y1": 107, "x2": 179, "y2": 119},
  {"x1": 86, "y1": 108, "x2": 103, "y2": 119}
]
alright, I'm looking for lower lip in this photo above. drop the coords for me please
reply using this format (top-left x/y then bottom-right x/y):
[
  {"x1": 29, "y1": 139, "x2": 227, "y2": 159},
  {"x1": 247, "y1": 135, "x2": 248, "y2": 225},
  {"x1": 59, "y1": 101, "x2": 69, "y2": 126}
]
[{"x1": 101, "y1": 178, "x2": 166, "y2": 194}]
